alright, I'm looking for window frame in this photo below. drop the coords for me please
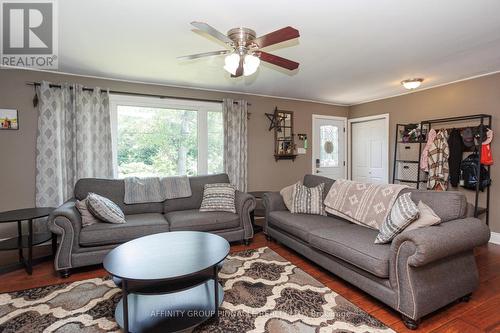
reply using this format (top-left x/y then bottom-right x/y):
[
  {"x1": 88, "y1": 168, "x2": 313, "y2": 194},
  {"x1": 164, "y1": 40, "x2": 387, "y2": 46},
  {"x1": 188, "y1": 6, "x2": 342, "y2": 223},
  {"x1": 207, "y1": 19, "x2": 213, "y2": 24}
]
[{"x1": 109, "y1": 94, "x2": 223, "y2": 178}]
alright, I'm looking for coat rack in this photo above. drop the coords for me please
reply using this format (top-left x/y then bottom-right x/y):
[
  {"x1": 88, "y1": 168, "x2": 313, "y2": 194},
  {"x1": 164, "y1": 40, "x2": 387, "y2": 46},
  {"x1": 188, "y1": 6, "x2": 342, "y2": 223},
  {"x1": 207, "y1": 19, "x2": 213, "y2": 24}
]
[{"x1": 393, "y1": 114, "x2": 492, "y2": 225}]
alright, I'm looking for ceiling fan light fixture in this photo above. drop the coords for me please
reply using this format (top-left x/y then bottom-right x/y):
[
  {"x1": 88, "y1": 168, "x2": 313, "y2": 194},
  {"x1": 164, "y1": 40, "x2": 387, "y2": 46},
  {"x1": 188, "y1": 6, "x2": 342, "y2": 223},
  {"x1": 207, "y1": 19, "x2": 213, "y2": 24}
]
[
  {"x1": 401, "y1": 78, "x2": 424, "y2": 90},
  {"x1": 224, "y1": 53, "x2": 240, "y2": 75},
  {"x1": 243, "y1": 54, "x2": 260, "y2": 76}
]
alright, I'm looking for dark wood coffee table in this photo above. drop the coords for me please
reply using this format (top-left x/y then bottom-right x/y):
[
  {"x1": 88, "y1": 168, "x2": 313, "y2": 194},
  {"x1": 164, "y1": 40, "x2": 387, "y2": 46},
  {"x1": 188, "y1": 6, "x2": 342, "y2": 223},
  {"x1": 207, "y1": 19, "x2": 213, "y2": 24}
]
[
  {"x1": 0, "y1": 207, "x2": 56, "y2": 275},
  {"x1": 103, "y1": 231, "x2": 230, "y2": 333}
]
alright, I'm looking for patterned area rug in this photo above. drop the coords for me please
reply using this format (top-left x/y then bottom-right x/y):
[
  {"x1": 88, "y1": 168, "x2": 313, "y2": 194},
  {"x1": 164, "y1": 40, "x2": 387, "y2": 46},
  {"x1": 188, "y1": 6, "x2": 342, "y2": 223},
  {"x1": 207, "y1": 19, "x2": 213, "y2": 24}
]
[{"x1": 0, "y1": 247, "x2": 394, "y2": 333}]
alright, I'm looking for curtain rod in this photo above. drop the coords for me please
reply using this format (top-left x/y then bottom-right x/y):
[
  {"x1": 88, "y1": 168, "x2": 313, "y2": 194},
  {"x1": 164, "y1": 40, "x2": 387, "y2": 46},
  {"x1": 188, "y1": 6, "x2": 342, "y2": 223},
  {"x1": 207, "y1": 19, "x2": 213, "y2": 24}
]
[{"x1": 26, "y1": 82, "x2": 251, "y2": 106}]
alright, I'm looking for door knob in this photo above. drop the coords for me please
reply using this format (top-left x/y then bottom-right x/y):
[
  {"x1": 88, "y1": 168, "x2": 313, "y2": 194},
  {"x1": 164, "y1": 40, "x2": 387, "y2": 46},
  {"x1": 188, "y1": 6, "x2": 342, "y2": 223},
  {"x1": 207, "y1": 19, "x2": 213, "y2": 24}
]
[{"x1": 316, "y1": 170, "x2": 321, "y2": 173}]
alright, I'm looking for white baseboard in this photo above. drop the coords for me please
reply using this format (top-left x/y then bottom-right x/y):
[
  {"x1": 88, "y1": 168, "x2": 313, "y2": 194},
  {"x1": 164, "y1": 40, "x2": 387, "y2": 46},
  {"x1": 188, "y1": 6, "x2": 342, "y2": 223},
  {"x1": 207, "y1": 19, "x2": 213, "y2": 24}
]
[{"x1": 490, "y1": 232, "x2": 500, "y2": 245}]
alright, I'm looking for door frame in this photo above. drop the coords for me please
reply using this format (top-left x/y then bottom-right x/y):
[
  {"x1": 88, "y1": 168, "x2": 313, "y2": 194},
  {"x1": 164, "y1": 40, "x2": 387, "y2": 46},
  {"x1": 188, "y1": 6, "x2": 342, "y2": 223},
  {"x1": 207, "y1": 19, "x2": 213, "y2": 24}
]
[
  {"x1": 347, "y1": 113, "x2": 390, "y2": 182},
  {"x1": 311, "y1": 114, "x2": 348, "y2": 179}
]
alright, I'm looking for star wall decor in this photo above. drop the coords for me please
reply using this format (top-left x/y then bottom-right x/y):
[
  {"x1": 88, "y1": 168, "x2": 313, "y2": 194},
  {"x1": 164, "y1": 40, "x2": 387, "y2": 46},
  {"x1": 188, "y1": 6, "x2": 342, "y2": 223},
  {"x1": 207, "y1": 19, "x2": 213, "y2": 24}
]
[{"x1": 265, "y1": 111, "x2": 280, "y2": 131}]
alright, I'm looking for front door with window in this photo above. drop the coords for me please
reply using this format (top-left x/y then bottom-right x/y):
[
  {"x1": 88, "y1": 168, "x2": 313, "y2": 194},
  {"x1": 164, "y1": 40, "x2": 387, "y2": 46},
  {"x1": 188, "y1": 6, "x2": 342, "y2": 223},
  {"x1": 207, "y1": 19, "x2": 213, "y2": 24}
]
[{"x1": 312, "y1": 116, "x2": 346, "y2": 179}]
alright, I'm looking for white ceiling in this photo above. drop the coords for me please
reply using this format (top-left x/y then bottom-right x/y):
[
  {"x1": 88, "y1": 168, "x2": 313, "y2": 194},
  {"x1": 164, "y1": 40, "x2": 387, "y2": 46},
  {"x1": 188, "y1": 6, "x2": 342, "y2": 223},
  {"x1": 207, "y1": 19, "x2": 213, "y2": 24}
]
[{"x1": 56, "y1": 0, "x2": 500, "y2": 105}]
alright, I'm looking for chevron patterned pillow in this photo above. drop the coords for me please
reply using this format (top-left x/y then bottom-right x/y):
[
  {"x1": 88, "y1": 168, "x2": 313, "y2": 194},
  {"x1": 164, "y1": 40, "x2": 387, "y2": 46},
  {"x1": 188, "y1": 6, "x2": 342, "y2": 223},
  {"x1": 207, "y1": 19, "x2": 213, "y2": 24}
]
[
  {"x1": 199, "y1": 183, "x2": 236, "y2": 213},
  {"x1": 375, "y1": 193, "x2": 419, "y2": 244}
]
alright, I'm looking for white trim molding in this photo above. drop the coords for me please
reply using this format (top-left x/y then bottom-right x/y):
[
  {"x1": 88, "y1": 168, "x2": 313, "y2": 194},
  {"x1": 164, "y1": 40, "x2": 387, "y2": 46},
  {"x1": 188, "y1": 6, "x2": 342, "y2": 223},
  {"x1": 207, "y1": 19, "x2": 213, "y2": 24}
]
[
  {"x1": 311, "y1": 114, "x2": 348, "y2": 179},
  {"x1": 347, "y1": 113, "x2": 390, "y2": 183},
  {"x1": 490, "y1": 232, "x2": 500, "y2": 245}
]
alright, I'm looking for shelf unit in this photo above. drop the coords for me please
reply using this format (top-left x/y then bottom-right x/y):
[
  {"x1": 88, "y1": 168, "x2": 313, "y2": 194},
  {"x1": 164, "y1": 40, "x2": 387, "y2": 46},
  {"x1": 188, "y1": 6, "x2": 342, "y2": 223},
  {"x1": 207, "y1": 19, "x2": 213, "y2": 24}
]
[{"x1": 392, "y1": 123, "x2": 427, "y2": 188}]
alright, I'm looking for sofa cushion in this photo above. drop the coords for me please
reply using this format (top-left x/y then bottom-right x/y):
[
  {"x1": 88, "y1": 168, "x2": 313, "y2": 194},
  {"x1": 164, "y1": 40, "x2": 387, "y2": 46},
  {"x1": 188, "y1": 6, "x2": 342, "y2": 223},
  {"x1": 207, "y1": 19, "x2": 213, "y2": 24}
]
[
  {"x1": 74, "y1": 178, "x2": 164, "y2": 215},
  {"x1": 166, "y1": 209, "x2": 239, "y2": 232},
  {"x1": 268, "y1": 211, "x2": 349, "y2": 242},
  {"x1": 303, "y1": 174, "x2": 335, "y2": 200},
  {"x1": 400, "y1": 188, "x2": 467, "y2": 222},
  {"x1": 79, "y1": 213, "x2": 169, "y2": 246},
  {"x1": 309, "y1": 225, "x2": 391, "y2": 278},
  {"x1": 164, "y1": 174, "x2": 230, "y2": 213}
]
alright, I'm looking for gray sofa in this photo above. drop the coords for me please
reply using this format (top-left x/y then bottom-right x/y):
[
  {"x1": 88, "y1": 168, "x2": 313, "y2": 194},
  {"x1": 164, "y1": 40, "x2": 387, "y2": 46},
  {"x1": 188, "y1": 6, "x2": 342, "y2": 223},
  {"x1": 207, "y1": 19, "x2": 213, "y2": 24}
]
[
  {"x1": 263, "y1": 174, "x2": 490, "y2": 330},
  {"x1": 49, "y1": 173, "x2": 255, "y2": 277}
]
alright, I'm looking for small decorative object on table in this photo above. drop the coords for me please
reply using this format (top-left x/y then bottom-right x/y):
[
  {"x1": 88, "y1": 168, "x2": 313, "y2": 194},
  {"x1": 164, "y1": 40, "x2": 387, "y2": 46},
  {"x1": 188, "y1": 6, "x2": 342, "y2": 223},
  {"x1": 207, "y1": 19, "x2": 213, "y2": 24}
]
[{"x1": 0, "y1": 207, "x2": 56, "y2": 275}]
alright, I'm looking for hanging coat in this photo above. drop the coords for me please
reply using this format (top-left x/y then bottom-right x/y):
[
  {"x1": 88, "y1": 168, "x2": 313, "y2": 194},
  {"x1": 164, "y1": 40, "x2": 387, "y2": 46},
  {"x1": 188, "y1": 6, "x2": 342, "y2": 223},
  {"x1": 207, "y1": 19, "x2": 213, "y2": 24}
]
[
  {"x1": 427, "y1": 130, "x2": 450, "y2": 191},
  {"x1": 420, "y1": 128, "x2": 437, "y2": 172},
  {"x1": 448, "y1": 128, "x2": 464, "y2": 187},
  {"x1": 481, "y1": 129, "x2": 494, "y2": 165}
]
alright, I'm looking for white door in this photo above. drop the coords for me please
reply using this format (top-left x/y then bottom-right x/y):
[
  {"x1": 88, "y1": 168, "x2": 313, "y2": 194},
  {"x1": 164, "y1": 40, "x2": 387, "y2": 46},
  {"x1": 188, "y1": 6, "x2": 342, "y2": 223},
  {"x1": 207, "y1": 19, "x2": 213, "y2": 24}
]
[
  {"x1": 350, "y1": 116, "x2": 389, "y2": 184},
  {"x1": 312, "y1": 116, "x2": 346, "y2": 179}
]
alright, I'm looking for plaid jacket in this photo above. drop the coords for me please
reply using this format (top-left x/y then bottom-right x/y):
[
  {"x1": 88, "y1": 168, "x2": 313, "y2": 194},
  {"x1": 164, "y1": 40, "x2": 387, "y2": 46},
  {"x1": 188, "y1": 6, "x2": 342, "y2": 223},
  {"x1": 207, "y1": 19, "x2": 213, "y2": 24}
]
[{"x1": 427, "y1": 130, "x2": 450, "y2": 190}]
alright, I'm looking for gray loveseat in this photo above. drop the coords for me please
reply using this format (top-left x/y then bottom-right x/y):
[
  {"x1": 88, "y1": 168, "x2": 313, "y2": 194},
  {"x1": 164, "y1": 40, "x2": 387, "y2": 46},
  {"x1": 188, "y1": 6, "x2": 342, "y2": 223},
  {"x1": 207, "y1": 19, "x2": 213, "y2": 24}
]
[
  {"x1": 49, "y1": 173, "x2": 255, "y2": 277},
  {"x1": 263, "y1": 174, "x2": 490, "y2": 330}
]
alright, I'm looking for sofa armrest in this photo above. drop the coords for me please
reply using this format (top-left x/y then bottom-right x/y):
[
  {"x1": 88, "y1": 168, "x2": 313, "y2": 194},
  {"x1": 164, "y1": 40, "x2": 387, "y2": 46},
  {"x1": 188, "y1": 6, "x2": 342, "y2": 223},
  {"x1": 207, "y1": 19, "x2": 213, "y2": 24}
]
[
  {"x1": 235, "y1": 191, "x2": 256, "y2": 240},
  {"x1": 391, "y1": 217, "x2": 490, "y2": 268},
  {"x1": 48, "y1": 199, "x2": 82, "y2": 270},
  {"x1": 262, "y1": 192, "x2": 287, "y2": 212},
  {"x1": 262, "y1": 192, "x2": 287, "y2": 234}
]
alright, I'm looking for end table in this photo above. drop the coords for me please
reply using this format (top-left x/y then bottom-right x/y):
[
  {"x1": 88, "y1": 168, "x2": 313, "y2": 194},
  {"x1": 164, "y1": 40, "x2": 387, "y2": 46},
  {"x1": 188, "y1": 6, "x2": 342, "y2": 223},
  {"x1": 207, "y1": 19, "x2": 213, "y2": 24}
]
[
  {"x1": 248, "y1": 191, "x2": 268, "y2": 233},
  {"x1": 0, "y1": 207, "x2": 56, "y2": 275}
]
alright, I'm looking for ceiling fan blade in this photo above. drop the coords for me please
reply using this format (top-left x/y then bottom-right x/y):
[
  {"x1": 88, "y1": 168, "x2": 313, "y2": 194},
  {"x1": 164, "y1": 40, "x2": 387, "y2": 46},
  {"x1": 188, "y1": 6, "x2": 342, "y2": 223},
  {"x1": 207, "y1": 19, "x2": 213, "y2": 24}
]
[
  {"x1": 253, "y1": 26, "x2": 300, "y2": 48},
  {"x1": 177, "y1": 50, "x2": 230, "y2": 60},
  {"x1": 232, "y1": 56, "x2": 245, "y2": 77},
  {"x1": 259, "y1": 51, "x2": 299, "y2": 70},
  {"x1": 191, "y1": 21, "x2": 233, "y2": 45}
]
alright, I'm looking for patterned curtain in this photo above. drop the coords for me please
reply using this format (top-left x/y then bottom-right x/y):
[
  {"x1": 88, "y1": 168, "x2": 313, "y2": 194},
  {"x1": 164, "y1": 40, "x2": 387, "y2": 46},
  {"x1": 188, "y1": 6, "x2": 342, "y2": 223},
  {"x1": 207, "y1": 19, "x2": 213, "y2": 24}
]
[
  {"x1": 35, "y1": 81, "x2": 112, "y2": 209},
  {"x1": 223, "y1": 99, "x2": 248, "y2": 192}
]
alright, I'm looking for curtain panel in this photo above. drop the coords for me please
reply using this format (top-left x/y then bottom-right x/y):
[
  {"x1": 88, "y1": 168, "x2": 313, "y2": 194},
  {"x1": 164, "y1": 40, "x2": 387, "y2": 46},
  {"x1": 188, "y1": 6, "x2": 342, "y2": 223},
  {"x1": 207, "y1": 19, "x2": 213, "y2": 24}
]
[
  {"x1": 35, "y1": 81, "x2": 113, "y2": 209},
  {"x1": 222, "y1": 99, "x2": 248, "y2": 192}
]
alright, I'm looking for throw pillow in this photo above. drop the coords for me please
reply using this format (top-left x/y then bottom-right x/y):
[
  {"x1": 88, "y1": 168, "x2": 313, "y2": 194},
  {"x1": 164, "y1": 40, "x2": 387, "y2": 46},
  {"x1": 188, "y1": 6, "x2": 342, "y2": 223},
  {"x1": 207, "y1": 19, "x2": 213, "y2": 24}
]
[
  {"x1": 280, "y1": 181, "x2": 301, "y2": 211},
  {"x1": 403, "y1": 201, "x2": 441, "y2": 232},
  {"x1": 199, "y1": 183, "x2": 236, "y2": 213},
  {"x1": 76, "y1": 198, "x2": 101, "y2": 227},
  {"x1": 291, "y1": 183, "x2": 326, "y2": 216},
  {"x1": 86, "y1": 193, "x2": 126, "y2": 224},
  {"x1": 375, "y1": 193, "x2": 419, "y2": 244}
]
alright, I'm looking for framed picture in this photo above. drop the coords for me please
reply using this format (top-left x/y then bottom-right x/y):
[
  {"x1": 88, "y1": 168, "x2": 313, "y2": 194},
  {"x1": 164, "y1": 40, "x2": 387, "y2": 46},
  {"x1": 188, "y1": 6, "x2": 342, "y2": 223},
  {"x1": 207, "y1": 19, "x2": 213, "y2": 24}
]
[{"x1": 0, "y1": 109, "x2": 18, "y2": 130}]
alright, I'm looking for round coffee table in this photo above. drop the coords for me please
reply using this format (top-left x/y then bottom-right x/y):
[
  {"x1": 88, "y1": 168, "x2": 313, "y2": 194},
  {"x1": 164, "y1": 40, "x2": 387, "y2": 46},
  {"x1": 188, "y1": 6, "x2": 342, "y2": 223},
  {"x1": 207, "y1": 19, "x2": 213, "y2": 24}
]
[{"x1": 103, "y1": 231, "x2": 230, "y2": 333}]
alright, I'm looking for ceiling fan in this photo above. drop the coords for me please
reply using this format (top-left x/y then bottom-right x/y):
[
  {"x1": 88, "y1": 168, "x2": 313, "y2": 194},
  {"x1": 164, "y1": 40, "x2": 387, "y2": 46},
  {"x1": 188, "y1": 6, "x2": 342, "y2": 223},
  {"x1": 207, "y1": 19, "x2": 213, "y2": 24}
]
[{"x1": 178, "y1": 22, "x2": 300, "y2": 77}]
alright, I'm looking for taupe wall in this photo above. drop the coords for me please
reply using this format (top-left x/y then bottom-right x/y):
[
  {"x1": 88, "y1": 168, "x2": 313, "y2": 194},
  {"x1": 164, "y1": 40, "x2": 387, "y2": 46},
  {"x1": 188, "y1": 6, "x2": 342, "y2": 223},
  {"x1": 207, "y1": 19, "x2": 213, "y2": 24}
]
[
  {"x1": 350, "y1": 72, "x2": 500, "y2": 233},
  {"x1": 0, "y1": 68, "x2": 347, "y2": 237},
  {"x1": 2, "y1": 67, "x2": 499, "y2": 237}
]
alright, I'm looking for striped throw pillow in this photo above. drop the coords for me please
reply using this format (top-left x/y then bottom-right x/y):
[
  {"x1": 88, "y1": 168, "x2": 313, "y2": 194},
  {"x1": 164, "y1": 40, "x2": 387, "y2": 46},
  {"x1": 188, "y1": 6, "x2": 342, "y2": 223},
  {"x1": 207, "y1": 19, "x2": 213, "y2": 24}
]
[
  {"x1": 199, "y1": 183, "x2": 236, "y2": 213},
  {"x1": 291, "y1": 183, "x2": 326, "y2": 216},
  {"x1": 375, "y1": 193, "x2": 419, "y2": 244},
  {"x1": 86, "y1": 193, "x2": 126, "y2": 224}
]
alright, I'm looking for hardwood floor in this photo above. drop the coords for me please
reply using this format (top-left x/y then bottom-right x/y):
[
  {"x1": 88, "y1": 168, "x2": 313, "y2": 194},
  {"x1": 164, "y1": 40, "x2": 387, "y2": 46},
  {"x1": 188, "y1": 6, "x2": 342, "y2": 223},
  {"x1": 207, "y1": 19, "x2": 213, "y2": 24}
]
[{"x1": 1, "y1": 232, "x2": 499, "y2": 332}]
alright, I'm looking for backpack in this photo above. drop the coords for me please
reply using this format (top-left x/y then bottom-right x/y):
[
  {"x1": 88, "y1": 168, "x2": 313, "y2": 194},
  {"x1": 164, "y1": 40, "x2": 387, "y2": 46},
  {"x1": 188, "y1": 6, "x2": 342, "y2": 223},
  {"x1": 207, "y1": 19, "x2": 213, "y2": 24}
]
[{"x1": 460, "y1": 153, "x2": 491, "y2": 191}]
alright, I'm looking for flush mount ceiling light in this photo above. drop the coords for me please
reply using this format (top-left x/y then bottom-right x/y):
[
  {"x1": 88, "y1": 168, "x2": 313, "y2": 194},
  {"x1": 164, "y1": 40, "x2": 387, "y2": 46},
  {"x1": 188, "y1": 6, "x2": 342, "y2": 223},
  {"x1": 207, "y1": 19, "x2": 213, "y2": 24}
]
[
  {"x1": 401, "y1": 78, "x2": 424, "y2": 90},
  {"x1": 178, "y1": 22, "x2": 300, "y2": 77}
]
